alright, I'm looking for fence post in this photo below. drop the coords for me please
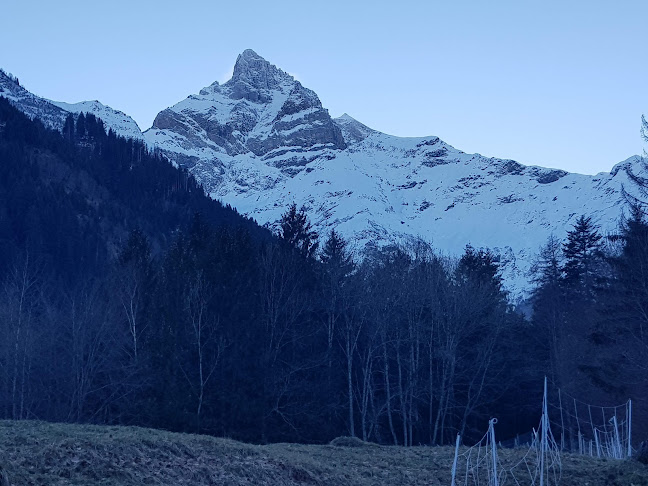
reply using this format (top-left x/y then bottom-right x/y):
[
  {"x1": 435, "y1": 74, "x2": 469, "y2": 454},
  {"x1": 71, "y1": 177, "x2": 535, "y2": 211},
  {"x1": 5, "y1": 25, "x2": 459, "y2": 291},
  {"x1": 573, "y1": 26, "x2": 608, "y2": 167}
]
[
  {"x1": 451, "y1": 433, "x2": 460, "y2": 486},
  {"x1": 540, "y1": 377, "x2": 548, "y2": 486},
  {"x1": 490, "y1": 418, "x2": 499, "y2": 486},
  {"x1": 628, "y1": 400, "x2": 632, "y2": 458},
  {"x1": 557, "y1": 388, "x2": 566, "y2": 451},
  {"x1": 611, "y1": 415, "x2": 622, "y2": 459},
  {"x1": 573, "y1": 398, "x2": 582, "y2": 454}
]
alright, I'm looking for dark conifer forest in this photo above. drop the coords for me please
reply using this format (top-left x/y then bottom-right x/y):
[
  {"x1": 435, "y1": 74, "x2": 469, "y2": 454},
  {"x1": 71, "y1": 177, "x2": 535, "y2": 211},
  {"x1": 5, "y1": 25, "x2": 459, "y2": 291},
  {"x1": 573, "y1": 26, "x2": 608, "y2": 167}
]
[{"x1": 0, "y1": 96, "x2": 646, "y2": 446}]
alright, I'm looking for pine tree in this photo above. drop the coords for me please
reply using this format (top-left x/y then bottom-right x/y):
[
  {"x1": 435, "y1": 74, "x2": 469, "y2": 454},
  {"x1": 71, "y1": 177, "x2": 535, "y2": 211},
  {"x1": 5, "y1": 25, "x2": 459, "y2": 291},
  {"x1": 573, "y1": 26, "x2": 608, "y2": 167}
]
[
  {"x1": 76, "y1": 113, "x2": 86, "y2": 139},
  {"x1": 602, "y1": 204, "x2": 648, "y2": 396},
  {"x1": 562, "y1": 215, "x2": 604, "y2": 295},
  {"x1": 531, "y1": 235, "x2": 567, "y2": 383},
  {"x1": 607, "y1": 205, "x2": 648, "y2": 338},
  {"x1": 279, "y1": 203, "x2": 319, "y2": 259},
  {"x1": 321, "y1": 229, "x2": 354, "y2": 277},
  {"x1": 62, "y1": 114, "x2": 75, "y2": 141},
  {"x1": 119, "y1": 228, "x2": 151, "y2": 269},
  {"x1": 320, "y1": 228, "x2": 354, "y2": 354},
  {"x1": 532, "y1": 235, "x2": 563, "y2": 289},
  {"x1": 456, "y1": 244, "x2": 503, "y2": 296}
]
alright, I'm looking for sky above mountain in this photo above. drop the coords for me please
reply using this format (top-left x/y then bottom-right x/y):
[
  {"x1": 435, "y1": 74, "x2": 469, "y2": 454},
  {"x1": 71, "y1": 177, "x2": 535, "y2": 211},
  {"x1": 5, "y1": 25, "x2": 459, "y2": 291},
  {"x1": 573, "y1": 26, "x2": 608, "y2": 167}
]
[{"x1": 2, "y1": 0, "x2": 647, "y2": 174}]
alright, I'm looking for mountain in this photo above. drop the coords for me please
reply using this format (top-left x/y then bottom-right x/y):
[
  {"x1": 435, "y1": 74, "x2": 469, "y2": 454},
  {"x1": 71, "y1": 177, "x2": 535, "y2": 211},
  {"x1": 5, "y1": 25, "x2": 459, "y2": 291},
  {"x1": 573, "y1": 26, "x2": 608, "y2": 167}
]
[
  {"x1": 0, "y1": 69, "x2": 142, "y2": 140},
  {"x1": 2, "y1": 55, "x2": 641, "y2": 297},
  {"x1": 142, "y1": 50, "x2": 640, "y2": 297},
  {"x1": 1, "y1": 76, "x2": 645, "y2": 449},
  {"x1": 0, "y1": 96, "x2": 263, "y2": 279},
  {"x1": 144, "y1": 49, "x2": 346, "y2": 182}
]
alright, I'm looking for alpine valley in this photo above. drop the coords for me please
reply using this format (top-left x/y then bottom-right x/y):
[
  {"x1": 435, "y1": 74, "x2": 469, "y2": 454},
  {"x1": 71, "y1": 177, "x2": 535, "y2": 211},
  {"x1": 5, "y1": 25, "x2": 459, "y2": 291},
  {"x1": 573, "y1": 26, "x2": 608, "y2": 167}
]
[{"x1": 0, "y1": 49, "x2": 640, "y2": 298}]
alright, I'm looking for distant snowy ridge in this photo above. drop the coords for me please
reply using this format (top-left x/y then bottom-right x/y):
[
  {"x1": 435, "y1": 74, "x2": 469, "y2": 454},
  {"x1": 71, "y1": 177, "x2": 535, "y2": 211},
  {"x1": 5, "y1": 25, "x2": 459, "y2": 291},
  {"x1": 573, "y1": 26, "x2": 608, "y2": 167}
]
[
  {"x1": 51, "y1": 100, "x2": 143, "y2": 141},
  {"x1": 0, "y1": 69, "x2": 142, "y2": 141},
  {"x1": 0, "y1": 69, "x2": 69, "y2": 129},
  {"x1": 1, "y1": 54, "x2": 642, "y2": 298}
]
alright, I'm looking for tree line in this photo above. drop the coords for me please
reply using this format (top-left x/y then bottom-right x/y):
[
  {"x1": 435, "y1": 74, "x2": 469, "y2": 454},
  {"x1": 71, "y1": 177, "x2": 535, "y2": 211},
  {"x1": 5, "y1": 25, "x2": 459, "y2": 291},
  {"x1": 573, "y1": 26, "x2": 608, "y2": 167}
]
[{"x1": 0, "y1": 96, "x2": 646, "y2": 445}]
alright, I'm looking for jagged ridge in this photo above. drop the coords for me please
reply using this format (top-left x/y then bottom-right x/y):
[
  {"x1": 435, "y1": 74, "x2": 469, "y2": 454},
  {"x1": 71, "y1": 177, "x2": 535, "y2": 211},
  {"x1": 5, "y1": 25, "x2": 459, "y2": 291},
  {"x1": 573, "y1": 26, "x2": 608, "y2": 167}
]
[{"x1": 1, "y1": 53, "x2": 641, "y2": 297}]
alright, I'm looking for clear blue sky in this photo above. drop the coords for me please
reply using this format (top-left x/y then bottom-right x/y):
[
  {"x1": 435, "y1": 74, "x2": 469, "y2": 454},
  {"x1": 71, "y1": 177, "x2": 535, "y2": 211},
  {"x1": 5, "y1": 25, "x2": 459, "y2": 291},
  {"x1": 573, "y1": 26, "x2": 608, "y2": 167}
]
[{"x1": 2, "y1": 0, "x2": 646, "y2": 174}]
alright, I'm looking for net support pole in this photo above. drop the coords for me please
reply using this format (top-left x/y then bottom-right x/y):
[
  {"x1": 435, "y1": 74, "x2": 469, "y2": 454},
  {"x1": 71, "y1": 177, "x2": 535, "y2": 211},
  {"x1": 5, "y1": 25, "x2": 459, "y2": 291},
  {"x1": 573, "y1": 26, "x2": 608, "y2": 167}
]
[
  {"x1": 628, "y1": 400, "x2": 632, "y2": 458},
  {"x1": 490, "y1": 418, "x2": 499, "y2": 486},
  {"x1": 451, "y1": 433, "x2": 460, "y2": 486},
  {"x1": 612, "y1": 415, "x2": 622, "y2": 459},
  {"x1": 573, "y1": 398, "x2": 582, "y2": 454},
  {"x1": 588, "y1": 404, "x2": 597, "y2": 455},
  {"x1": 558, "y1": 388, "x2": 565, "y2": 451},
  {"x1": 540, "y1": 377, "x2": 548, "y2": 486}
]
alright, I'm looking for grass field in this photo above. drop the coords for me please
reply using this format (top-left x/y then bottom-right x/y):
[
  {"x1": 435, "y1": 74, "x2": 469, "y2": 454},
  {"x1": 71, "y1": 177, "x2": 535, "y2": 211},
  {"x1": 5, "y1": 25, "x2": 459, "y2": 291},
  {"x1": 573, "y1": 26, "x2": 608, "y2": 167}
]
[{"x1": 1, "y1": 421, "x2": 647, "y2": 485}]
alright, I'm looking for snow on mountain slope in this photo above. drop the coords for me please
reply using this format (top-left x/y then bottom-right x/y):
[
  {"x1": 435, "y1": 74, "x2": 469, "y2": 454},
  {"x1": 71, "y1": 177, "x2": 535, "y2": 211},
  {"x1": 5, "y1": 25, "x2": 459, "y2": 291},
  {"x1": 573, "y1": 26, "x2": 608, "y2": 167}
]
[
  {"x1": 144, "y1": 50, "x2": 640, "y2": 298},
  {"x1": 212, "y1": 124, "x2": 638, "y2": 297},
  {"x1": 144, "y1": 49, "x2": 345, "y2": 178},
  {"x1": 51, "y1": 100, "x2": 143, "y2": 141},
  {"x1": 0, "y1": 69, "x2": 142, "y2": 140},
  {"x1": 2, "y1": 55, "x2": 639, "y2": 299},
  {"x1": 0, "y1": 69, "x2": 69, "y2": 129}
]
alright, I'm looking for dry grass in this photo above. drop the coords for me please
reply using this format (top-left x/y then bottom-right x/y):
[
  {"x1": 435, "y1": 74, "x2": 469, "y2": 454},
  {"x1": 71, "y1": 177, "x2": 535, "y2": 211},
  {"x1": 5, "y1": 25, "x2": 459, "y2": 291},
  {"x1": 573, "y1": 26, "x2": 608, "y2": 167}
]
[{"x1": 0, "y1": 421, "x2": 647, "y2": 485}]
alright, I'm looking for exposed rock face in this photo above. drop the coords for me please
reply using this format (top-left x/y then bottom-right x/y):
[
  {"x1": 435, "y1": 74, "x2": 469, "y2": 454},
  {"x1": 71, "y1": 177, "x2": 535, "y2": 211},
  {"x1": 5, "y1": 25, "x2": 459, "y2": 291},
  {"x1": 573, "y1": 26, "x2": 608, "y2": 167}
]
[
  {"x1": 146, "y1": 49, "x2": 346, "y2": 181},
  {"x1": 227, "y1": 49, "x2": 292, "y2": 100}
]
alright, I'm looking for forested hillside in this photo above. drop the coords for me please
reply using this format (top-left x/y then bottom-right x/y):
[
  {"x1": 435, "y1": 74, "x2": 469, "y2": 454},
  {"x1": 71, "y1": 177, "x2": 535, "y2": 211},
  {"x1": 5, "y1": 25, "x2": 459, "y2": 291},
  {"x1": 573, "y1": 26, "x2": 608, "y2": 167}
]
[{"x1": 0, "y1": 96, "x2": 646, "y2": 447}]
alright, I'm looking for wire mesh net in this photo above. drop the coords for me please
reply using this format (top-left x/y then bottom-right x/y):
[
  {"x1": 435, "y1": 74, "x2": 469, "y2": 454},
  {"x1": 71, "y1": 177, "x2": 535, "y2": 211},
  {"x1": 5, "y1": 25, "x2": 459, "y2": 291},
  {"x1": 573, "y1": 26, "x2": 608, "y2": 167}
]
[
  {"x1": 451, "y1": 418, "x2": 503, "y2": 486},
  {"x1": 450, "y1": 377, "x2": 631, "y2": 485},
  {"x1": 546, "y1": 384, "x2": 632, "y2": 459}
]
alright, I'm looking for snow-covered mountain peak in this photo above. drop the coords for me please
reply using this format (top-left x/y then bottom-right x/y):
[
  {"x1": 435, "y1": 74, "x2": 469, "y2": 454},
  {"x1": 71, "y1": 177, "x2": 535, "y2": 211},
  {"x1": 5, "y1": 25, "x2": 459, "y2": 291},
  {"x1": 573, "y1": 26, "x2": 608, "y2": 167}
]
[
  {"x1": 2, "y1": 57, "x2": 641, "y2": 299},
  {"x1": 0, "y1": 69, "x2": 70, "y2": 129},
  {"x1": 227, "y1": 49, "x2": 293, "y2": 96},
  {"x1": 336, "y1": 113, "x2": 355, "y2": 121},
  {"x1": 609, "y1": 155, "x2": 643, "y2": 177},
  {"x1": 146, "y1": 50, "x2": 346, "y2": 176},
  {"x1": 334, "y1": 113, "x2": 377, "y2": 144},
  {"x1": 50, "y1": 99, "x2": 143, "y2": 141},
  {"x1": 139, "y1": 51, "x2": 642, "y2": 298}
]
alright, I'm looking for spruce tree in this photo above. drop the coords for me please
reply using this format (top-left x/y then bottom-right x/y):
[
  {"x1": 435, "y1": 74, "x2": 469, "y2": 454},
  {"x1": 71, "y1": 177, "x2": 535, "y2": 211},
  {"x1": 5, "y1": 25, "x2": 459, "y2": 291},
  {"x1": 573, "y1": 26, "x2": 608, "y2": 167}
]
[
  {"x1": 119, "y1": 228, "x2": 151, "y2": 269},
  {"x1": 531, "y1": 235, "x2": 567, "y2": 384},
  {"x1": 607, "y1": 205, "x2": 648, "y2": 338},
  {"x1": 562, "y1": 215, "x2": 604, "y2": 295},
  {"x1": 279, "y1": 203, "x2": 319, "y2": 259},
  {"x1": 321, "y1": 229, "x2": 354, "y2": 277},
  {"x1": 62, "y1": 114, "x2": 75, "y2": 141},
  {"x1": 456, "y1": 244, "x2": 503, "y2": 297},
  {"x1": 603, "y1": 204, "x2": 648, "y2": 396},
  {"x1": 76, "y1": 113, "x2": 86, "y2": 139}
]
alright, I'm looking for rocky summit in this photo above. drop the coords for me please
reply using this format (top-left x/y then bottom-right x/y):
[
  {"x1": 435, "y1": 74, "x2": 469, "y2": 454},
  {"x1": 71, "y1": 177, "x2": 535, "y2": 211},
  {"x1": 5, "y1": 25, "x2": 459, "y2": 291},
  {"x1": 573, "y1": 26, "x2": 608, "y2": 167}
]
[
  {"x1": 145, "y1": 49, "x2": 346, "y2": 180},
  {"x1": 1, "y1": 52, "x2": 643, "y2": 297}
]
